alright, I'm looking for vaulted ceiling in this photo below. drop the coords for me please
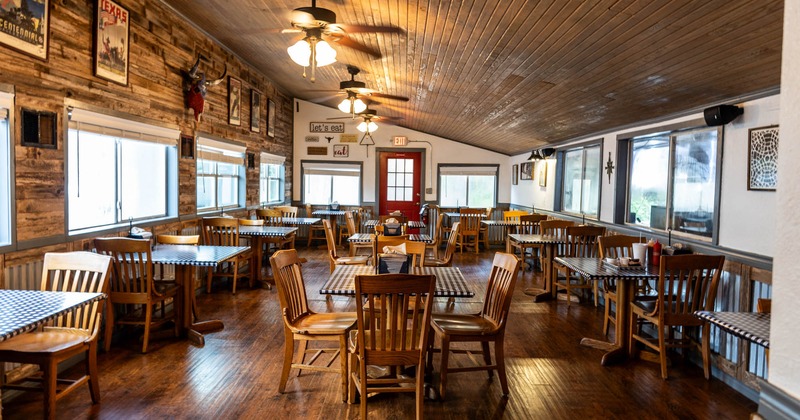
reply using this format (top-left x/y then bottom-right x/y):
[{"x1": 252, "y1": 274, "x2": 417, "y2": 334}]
[{"x1": 162, "y1": 0, "x2": 784, "y2": 155}]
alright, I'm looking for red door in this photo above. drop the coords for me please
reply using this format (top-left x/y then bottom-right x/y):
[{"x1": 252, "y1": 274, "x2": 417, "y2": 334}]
[{"x1": 379, "y1": 151, "x2": 422, "y2": 222}]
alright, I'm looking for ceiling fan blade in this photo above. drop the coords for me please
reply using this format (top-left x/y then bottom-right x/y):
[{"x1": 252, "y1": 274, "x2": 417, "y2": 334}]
[
  {"x1": 369, "y1": 92, "x2": 410, "y2": 102},
  {"x1": 309, "y1": 94, "x2": 345, "y2": 103},
  {"x1": 281, "y1": 28, "x2": 304, "y2": 34},
  {"x1": 240, "y1": 27, "x2": 296, "y2": 35},
  {"x1": 305, "y1": 89, "x2": 345, "y2": 93},
  {"x1": 336, "y1": 24, "x2": 403, "y2": 34},
  {"x1": 335, "y1": 36, "x2": 382, "y2": 59},
  {"x1": 327, "y1": 116, "x2": 360, "y2": 120}
]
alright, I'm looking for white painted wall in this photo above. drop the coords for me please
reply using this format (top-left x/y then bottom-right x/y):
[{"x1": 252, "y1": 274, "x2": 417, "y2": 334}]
[
  {"x1": 509, "y1": 95, "x2": 780, "y2": 257},
  {"x1": 770, "y1": 0, "x2": 800, "y2": 400},
  {"x1": 292, "y1": 99, "x2": 512, "y2": 204}
]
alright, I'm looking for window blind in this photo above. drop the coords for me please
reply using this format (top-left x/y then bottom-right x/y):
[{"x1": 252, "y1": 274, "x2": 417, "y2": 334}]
[
  {"x1": 302, "y1": 162, "x2": 360, "y2": 176},
  {"x1": 439, "y1": 166, "x2": 498, "y2": 176},
  {"x1": 197, "y1": 136, "x2": 246, "y2": 165},
  {"x1": 68, "y1": 108, "x2": 179, "y2": 145},
  {"x1": 261, "y1": 152, "x2": 286, "y2": 165}
]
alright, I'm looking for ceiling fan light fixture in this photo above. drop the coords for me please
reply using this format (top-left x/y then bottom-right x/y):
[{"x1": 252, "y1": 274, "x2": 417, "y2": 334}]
[
  {"x1": 287, "y1": 39, "x2": 312, "y2": 66},
  {"x1": 314, "y1": 40, "x2": 337, "y2": 67},
  {"x1": 337, "y1": 96, "x2": 366, "y2": 115},
  {"x1": 357, "y1": 120, "x2": 378, "y2": 133}
]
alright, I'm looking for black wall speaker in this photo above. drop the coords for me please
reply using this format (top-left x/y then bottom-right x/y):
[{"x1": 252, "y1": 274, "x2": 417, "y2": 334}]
[{"x1": 704, "y1": 105, "x2": 743, "y2": 126}]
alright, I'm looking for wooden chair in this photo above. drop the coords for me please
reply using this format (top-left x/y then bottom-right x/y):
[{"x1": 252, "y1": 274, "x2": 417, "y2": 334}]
[
  {"x1": 598, "y1": 235, "x2": 641, "y2": 335},
  {"x1": 628, "y1": 254, "x2": 725, "y2": 380},
  {"x1": 537, "y1": 219, "x2": 574, "y2": 276},
  {"x1": 456, "y1": 208, "x2": 483, "y2": 253},
  {"x1": 375, "y1": 236, "x2": 427, "y2": 269},
  {"x1": 252, "y1": 212, "x2": 295, "y2": 251},
  {"x1": 425, "y1": 213, "x2": 445, "y2": 259},
  {"x1": 338, "y1": 210, "x2": 357, "y2": 246},
  {"x1": 345, "y1": 211, "x2": 373, "y2": 257},
  {"x1": 154, "y1": 234, "x2": 200, "y2": 320},
  {"x1": 0, "y1": 251, "x2": 112, "y2": 420},
  {"x1": 306, "y1": 204, "x2": 327, "y2": 247},
  {"x1": 478, "y1": 207, "x2": 493, "y2": 250},
  {"x1": 553, "y1": 226, "x2": 606, "y2": 304},
  {"x1": 255, "y1": 208, "x2": 282, "y2": 225},
  {"x1": 94, "y1": 237, "x2": 180, "y2": 353},
  {"x1": 503, "y1": 210, "x2": 528, "y2": 234},
  {"x1": 269, "y1": 249, "x2": 356, "y2": 402},
  {"x1": 274, "y1": 205, "x2": 299, "y2": 218},
  {"x1": 323, "y1": 219, "x2": 370, "y2": 273},
  {"x1": 348, "y1": 273, "x2": 436, "y2": 419},
  {"x1": 512, "y1": 214, "x2": 547, "y2": 270},
  {"x1": 425, "y1": 222, "x2": 460, "y2": 267},
  {"x1": 201, "y1": 217, "x2": 253, "y2": 294},
  {"x1": 428, "y1": 252, "x2": 521, "y2": 399}
]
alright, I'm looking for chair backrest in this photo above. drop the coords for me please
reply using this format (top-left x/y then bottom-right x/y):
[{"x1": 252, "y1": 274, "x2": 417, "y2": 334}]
[
  {"x1": 40, "y1": 251, "x2": 112, "y2": 333},
  {"x1": 305, "y1": 203, "x2": 315, "y2": 217},
  {"x1": 519, "y1": 214, "x2": 547, "y2": 234},
  {"x1": 656, "y1": 254, "x2": 725, "y2": 326},
  {"x1": 275, "y1": 205, "x2": 299, "y2": 218},
  {"x1": 376, "y1": 237, "x2": 426, "y2": 268},
  {"x1": 156, "y1": 234, "x2": 200, "y2": 245},
  {"x1": 503, "y1": 210, "x2": 528, "y2": 223},
  {"x1": 345, "y1": 211, "x2": 359, "y2": 236},
  {"x1": 94, "y1": 237, "x2": 155, "y2": 301},
  {"x1": 201, "y1": 217, "x2": 239, "y2": 246},
  {"x1": 322, "y1": 219, "x2": 340, "y2": 259},
  {"x1": 459, "y1": 208, "x2": 483, "y2": 234},
  {"x1": 256, "y1": 208, "x2": 283, "y2": 226},
  {"x1": 597, "y1": 235, "x2": 640, "y2": 259},
  {"x1": 565, "y1": 226, "x2": 606, "y2": 258},
  {"x1": 480, "y1": 252, "x2": 521, "y2": 329},
  {"x1": 431, "y1": 213, "x2": 445, "y2": 247},
  {"x1": 355, "y1": 274, "x2": 436, "y2": 365},
  {"x1": 435, "y1": 222, "x2": 460, "y2": 266},
  {"x1": 485, "y1": 208, "x2": 494, "y2": 219},
  {"x1": 269, "y1": 249, "x2": 311, "y2": 328},
  {"x1": 239, "y1": 218, "x2": 265, "y2": 226},
  {"x1": 539, "y1": 219, "x2": 574, "y2": 237}
]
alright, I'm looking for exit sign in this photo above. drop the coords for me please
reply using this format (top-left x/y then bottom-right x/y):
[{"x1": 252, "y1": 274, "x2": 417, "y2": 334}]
[{"x1": 392, "y1": 136, "x2": 408, "y2": 146}]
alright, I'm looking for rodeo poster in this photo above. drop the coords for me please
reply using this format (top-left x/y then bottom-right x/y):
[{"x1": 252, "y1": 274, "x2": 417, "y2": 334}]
[
  {"x1": 0, "y1": 0, "x2": 49, "y2": 60},
  {"x1": 94, "y1": 0, "x2": 129, "y2": 85}
]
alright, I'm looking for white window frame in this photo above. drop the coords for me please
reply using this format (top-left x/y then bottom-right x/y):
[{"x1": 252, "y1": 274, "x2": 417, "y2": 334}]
[
  {"x1": 301, "y1": 161, "x2": 362, "y2": 205},
  {"x1": 196, "y1": 136, "x2": 246, "y2": 213},
  {"x1": 438, "y1": 165, "x2": 498, "y2": 208},
  {"x1": 67, "y1": 108, "x2": 179, "y2": 234},
  {"x1": 559, "y1": 144, "x2": 601, "y2": 218},
  {"x1": 0, "y1": 91, "x2": 13, "y2": 248},
  {"x1": 260, "y1": 152, "x2": 286, "y2": 205}
]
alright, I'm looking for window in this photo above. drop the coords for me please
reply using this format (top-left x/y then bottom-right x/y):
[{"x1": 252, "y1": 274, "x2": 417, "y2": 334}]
[
  {"x1": 67, "y1": 108, "x2": 178, "y2": 233},
  {"x1": 439, "y1": 166, "x2": 497, "y2": 208},
  {"x1": 302, "y1": 162, "x2": 361, "y2": 205},
  {"x1": 561, "y1": 144, "x2": 601, "y2": 218},
  {"x1": 260, "y1": 152, "x2": 286, "y2": 205},
  {"x1": 626, "y1": 126, "x2": 720, "y2": 238},
  {"x1": 0, "y1": 92, "x2": 12, "y2": 247},
  {"x1": 197, "y1": 136, "x2": 246, "y2": 212}
]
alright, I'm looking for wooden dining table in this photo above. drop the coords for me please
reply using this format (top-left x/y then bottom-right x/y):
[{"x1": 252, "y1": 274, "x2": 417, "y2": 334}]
[
  {"x1": 320, "y1": 265, "x2": 474, "y2": 298},
  {"x1": 506, "y1": 233, "x2": 566, "y2": 302},
  {"x1": 553, "y1": 257, "x2": 659, "y2": 365},
  {"x1": 150, "y1": 244, "x2": 250, "y2": 346},
  {"x1": 238, "y1": 225, "x2": 299, "y2": 286},
  {"x1": 694, "y1": 310, "x2": 770, "y2": 348}
]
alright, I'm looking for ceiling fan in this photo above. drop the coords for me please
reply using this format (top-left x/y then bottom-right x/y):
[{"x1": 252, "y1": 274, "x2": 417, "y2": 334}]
[
  {"x1": 328, "y1": 107, "x2": 403, "y2": 156},
  {"x1": 310, "y1": 65, "x2": 410, "y2": 115},
  {"x1": 278, "y1": 1, "x2": 403, "y2": 82}
]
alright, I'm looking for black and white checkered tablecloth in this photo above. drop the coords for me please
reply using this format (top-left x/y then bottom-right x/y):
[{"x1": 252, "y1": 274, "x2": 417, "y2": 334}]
[
  {"x1": 363, "y1": 220, "x2": 379, "y2": 229},
  {"x1": 281, "y1": 217, "x2": 321, "y2": 225},
  {"x1": 507, "y1": 234, "x2": 565, "y2": 245},
  {"x1": 553, "y1": 257, "x2": 659, "y2": 281},
  {"x1": 313, "y1": 210, "x2": 350, "y2": 216},
  {"x1": 482, "y1": 220, "x2": 519, "y2": 227},
  {"x1": 694, "y1": 311, "x2": 770, "y2": 348},
  {"x1": 408, "y1": 234, "x2": 433, "y2": 243},
  {"x1": 0, "y1": 290, "x2": 105, "y2": 341},
  {"x1": 150, "y1": 245, "x2": 250, "y2": 267},
  {"x1": 239, "y1": 226, "x2": 298, "y2": 237},
  {"x1": 321, "y1": 265, "x2": 474, "y2": 297},
  {"x1": 349, "y1": 233, "x2": 374, "y2": 244},
  {"x1": 408, "y1": 221, "x2": 426, "y2": 229}
]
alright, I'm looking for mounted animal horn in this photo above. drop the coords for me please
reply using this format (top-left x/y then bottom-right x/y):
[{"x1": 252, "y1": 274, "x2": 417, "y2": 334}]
[{"x1": 182, "y1": 54, "x2": 228, "y2": 122}]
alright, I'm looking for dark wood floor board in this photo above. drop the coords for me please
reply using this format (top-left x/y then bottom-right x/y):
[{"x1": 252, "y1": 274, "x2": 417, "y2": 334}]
[{"x1": 1, "y1": 246, "x2": 757, "y2": 419}]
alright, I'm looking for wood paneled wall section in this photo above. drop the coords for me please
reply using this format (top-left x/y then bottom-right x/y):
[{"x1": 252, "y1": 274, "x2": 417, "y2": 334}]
[{"x1": 0, "y1": 0, "x2": 293, "y2": 265}]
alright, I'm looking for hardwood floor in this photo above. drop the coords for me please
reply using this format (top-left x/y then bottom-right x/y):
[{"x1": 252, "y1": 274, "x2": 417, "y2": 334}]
[{"x1": 2, "y1": 246, "x2": 757, "y2": 419}]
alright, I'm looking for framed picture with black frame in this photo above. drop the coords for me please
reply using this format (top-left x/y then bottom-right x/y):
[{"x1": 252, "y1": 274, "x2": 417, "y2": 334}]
[
  {"x1": 250, "y1": 89, "x2": 261, "y2": 133},
  {"x1": 520, "y1": 162, "x2": 533, "y2": 180},
  {"x1": 747, "y1": 125, "x2": 779, "y2": 191}
]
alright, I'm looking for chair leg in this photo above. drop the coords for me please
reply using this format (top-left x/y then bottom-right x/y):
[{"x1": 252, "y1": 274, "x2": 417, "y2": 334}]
[
  {"x1": 593, "y1": 282, "x2": 600, "y2": 307},
  {"x1": 339, "y1": 334, "x2": 349, "y2": 402},
  {"x1": 207, "y1": 267, "x2": 214, "y2": 293},
  {"x1": 43, "y1": 359, "x2": 57, "y2": 420},
  {"x1": 481, "y1": 341, "x2": 493, "y2": 379},
  {"x1": 296, "y1": 340, "x2": 308, "y2": 376},
  {"x1": 231, "y1": 261, "x2": 239, "y2": 295},
  {"x1": 416, "y1": 364, "x2": 425, "y2": 420},
  {"x1": 104, "y1": 304, "x2": 115, "y2": 352},
  {"x1": 439, "y1": 335, "x2": 451, "y2": 400},
  {"x1": 702, "y1": 323, "x2": 712, "y2": 380},
  {"x1": 659, "y1": 325, "x2": 668, "y2": 380},
  {"x1": 628, "y1": 310, "x2": 638, "y2": 356},
  {"x1": 495, "y1": 338, "x2": 509, "y2": 396},
  {"x1": 603, "y1": 299, "x2": 611, "y2": 336},
  {"x1": 279, "y1": 331, "x2": 294, "y2": 393},
  {"x1": 87, "y1": 341, "x2": 101, "y2": 403},
  {"x1": 359, "y1": 353, "x2": 368, "y2": 418},
  {"x1": 348, "y1": 351, "x2": 357, "y2": 404},
  {"x1": 142, "y1": 304, "x2": 152, "y2": 353}
]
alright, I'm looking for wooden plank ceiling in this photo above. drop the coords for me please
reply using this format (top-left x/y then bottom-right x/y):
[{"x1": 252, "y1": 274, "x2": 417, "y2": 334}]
[{"x1": 162, "y1": 0, "x2": 783, "y2": 155}]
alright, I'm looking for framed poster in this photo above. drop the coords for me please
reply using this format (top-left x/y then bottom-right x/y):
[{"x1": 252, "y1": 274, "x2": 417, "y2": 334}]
[
  {"x1": 0, "y1": 0, "x2": 50, "y2": 60},
  {"x1": 538, "y1": 161, "x2": 548, "y2": 187},
  {"x1": 512, "y1": 164, "x2": 518, "y2": 185},
  {"x1": 93, "y1": 0, "x2": 129, "y2": 85},
  {"x1": 228, "y1": 77, "x2": 241, "y2": 126},
  {"x1": 748, "y1": 125, "x2": 779, "y2": 191},
  {"x1": 333, "y1": 144, "x2": 349, "y2": 157},
  {"x1": 267, "y1": 99, "x2": 276, "y2": 137},
  {"x1": 520, "y1": 162, "x2": 533, "y2": 180},
  {"x1": 250, "y1": 89, "x2": 261, "y2": 132}
]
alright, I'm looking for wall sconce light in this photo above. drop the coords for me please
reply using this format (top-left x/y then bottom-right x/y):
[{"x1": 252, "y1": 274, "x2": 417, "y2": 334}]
[
  {"x1": 540, "y1": 147, "x2": 556, "y2": 159},
  {"x1": 287, "y1": 28, "x2": 337, "y2": 82},
  {"x1": 527, "y1": 150, "x2": 542, "y2": 161}
]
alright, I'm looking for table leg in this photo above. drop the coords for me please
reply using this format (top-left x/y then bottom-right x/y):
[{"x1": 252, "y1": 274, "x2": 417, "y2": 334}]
[
  {"x1": 524, "y1": 243, "x2": 553, "y2": 302},
  {"x1": 580, "y1": 280, "x2": 633, "y2": 365},
  {"x1": 176, "y1": 265, "x2": 224, "y2": 347},
  {"x1": 251, "y1": 237, "x2": 273, "y2": 289}
]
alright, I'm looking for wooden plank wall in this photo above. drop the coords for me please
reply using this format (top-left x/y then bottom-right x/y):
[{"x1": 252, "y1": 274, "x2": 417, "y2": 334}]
[{"x1": 0, "y1": 0, "x2": 293, "y2": 265}]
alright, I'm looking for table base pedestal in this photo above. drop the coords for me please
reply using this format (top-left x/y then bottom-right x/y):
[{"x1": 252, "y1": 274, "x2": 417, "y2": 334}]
[{"x1": 524, "y1": 287, "x2": 553, "y2": 302}]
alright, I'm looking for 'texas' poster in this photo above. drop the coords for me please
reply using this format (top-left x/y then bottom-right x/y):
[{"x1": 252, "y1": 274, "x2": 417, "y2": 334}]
[{"x1": 94, "y1": 0, "x2": 129, "y2": 85}]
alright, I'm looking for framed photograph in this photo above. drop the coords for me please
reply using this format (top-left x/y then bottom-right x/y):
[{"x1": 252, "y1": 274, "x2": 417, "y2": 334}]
[
  {"x1": 748, "y1": 125, "x2": 779, "y2": 191},
  {"x1": 0, "y1": 0, "x2": 50, "y2": 60},
  {"x1": 512, "y1": 164, "x2": 519, "y2": 185},
  {"x1": 250, "y1": 89, "x2": 261, "y2": 132},
  {"x1": 538, "y1": 161, "x2": 548, "y2": 187},
  {"x1": 520, "y1": 162, "x2": 533, "y2": 180},
  {"x1": 267, "y1": 99, "x2": 276, "y2": 137},
  {"x1": 228, "y1": 77, "x2": 241, "y2": 126},
  {"x1": 93, "y1": 0, "x2": 129, "y2": 85}
]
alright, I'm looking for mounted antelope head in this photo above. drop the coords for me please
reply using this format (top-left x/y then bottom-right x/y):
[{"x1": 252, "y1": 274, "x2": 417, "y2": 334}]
[{"x1": 182, "y1": 54, "x2": 227, "y2": 121}]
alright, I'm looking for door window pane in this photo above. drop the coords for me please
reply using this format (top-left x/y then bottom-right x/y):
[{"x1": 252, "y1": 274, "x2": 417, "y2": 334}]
[{"x1": 386, "y1": 158, "x2": 414, "y2": 202}]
